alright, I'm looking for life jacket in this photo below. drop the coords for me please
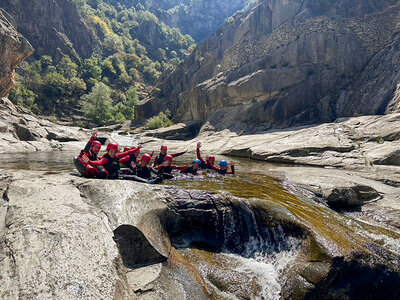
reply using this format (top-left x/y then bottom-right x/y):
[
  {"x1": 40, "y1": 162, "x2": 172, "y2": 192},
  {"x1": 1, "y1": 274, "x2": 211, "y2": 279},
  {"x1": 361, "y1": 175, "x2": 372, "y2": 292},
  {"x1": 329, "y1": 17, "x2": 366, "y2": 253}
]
[
  {"x1": 157, "y1": 166, "x2": 173, "y2": 175},
  {"x1": 87, "y1": 150, "x2": 98, "y2": 161},
  {"x1": 183, "y1": 166, "x2": 197, "y2": 175},
  {"x1": 135, "y1": 166, "x2": 152, "y2": 179},
  {"x1": 155, "y1": 153, "x2": 166, "y2": 166},
  {"x1": 103, "y1": 153, "x2": 120, "y2": 178}
]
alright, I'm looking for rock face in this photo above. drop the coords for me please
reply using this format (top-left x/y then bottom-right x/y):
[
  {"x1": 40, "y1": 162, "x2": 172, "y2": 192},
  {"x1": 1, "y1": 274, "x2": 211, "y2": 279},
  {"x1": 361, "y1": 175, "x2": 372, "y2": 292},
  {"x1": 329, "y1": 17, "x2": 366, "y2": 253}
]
[
  {"x1": 136, "y1": 0, "x2": 400, "y2": 132},
  {"x1": 131, "y1": 112, "x2": 400, "y2": 217},
  {"x1": 0, "y1": 97, "x2": 89, "y2": 153},
  {"x1": 1, "y1": 171, "x2": 399, "y2": 299},
  {"x1": 0, "y1": 0, "x2": 96, "y2": 60},
  {"x1": 0, "y1": 9, "x2": 33, "y2": 98},
  {"x1": 155, "y1": 0, "x2": 252, "y2": 42}
]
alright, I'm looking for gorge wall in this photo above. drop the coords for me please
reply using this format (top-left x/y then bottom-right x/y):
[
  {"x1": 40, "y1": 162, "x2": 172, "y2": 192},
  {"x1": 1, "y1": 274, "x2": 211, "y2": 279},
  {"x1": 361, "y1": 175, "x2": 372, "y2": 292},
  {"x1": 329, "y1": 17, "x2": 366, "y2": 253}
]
[
  {"x1": 0, "y1": 9, "x2": 33, "y2": 98},
  {"x1": 136, "y1": 0, "x2": 400, "y2": 132},
  {"x1": 0, "y1": 0, "x2": 96, "y2": 60}
]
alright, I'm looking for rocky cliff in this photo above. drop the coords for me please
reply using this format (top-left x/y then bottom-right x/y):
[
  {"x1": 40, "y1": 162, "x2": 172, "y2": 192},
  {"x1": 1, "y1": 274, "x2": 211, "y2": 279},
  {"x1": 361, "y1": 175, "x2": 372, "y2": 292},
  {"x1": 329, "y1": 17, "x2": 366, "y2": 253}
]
[
  {"x1": 0, "y1": 0, "x2": 96, "y2": 60},
  {"x1": 136, "y1": 0, "x2": 400, "y2": 132},
  {"x1": 0, "y1": 9, "x2": 33, "y2": 98},
  {"x1": 156, "y1": 0, "x2": 252, "y2": 42}
]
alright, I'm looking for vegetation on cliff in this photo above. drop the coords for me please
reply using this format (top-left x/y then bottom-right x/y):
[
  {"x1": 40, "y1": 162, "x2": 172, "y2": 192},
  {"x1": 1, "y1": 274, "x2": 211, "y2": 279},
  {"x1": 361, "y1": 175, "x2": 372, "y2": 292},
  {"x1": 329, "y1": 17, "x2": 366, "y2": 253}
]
[{"x1": 9, "y1": 0, "x2": 196, "y2": 125}]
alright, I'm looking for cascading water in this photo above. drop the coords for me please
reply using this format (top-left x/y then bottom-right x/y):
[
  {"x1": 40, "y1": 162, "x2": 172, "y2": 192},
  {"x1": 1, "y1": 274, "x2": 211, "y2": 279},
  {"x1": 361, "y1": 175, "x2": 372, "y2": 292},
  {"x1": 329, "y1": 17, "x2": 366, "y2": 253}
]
[{"x1": 165, "y1": 191, "x2": 303, "y2": 299}]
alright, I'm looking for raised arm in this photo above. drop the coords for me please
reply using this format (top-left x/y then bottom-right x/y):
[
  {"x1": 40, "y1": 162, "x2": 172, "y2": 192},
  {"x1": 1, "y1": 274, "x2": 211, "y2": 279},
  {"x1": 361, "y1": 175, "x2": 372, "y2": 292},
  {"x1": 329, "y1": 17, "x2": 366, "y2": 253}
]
[
  {"x1": 171, "y1": 151, "x2": 187, "y2": 158},
  {"x1": 196, "y1": 142, "x2": 205, "y2": 164},
  {"x1": 84, "y1": 131, "x2": 98, "y2": 153}
]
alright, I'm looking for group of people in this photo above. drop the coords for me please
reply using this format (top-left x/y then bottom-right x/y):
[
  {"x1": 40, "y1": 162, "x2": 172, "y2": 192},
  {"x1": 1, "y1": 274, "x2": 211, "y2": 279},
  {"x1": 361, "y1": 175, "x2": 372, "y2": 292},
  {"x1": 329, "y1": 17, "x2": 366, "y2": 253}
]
[{"x1": 74, "y1": 131, "x2": 235, "y2": 184}]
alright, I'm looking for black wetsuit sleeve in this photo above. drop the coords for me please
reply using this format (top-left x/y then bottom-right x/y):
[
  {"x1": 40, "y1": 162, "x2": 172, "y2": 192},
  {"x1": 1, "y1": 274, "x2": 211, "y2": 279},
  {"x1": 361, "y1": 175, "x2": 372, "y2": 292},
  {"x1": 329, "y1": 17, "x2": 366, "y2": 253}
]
[
  {"x1": 150, "y1": 167, "x2": 158, "y2": 175},
  {"x1": 83, "y1": 136, "x2": 95, "y2": 153}
]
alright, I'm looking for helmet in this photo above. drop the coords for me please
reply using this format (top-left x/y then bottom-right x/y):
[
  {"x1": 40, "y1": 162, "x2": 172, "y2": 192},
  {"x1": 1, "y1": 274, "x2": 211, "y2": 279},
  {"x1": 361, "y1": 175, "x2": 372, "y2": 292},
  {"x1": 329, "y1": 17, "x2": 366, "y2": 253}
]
[
  {"x1": 161, "y1": 145, "x2": 168, "y2": 152},
  {"x1": 123, "y1": 147, "x2": 130, "y2": 152},
  {"x1": 208, "y1": 155, "x2": 216, "y2": 164},
  {"x1": 165, "y1": 155, "x2": 173, "y2": 162},
  {"x1": 193, "y1": 159, "x2": 201, "y2": 165},
  {"x1": 106, "y1": 143, "x2": 119, "y2": 151},
  {"x1": 141, "y1": 154, "x2": 152, "y2": 163},
  {"x1": 91, "y1": 141, "x2": 102, "y2": 148},
  {"x1": 219, "y1": 160, "x2": 228, "y2": 167}
]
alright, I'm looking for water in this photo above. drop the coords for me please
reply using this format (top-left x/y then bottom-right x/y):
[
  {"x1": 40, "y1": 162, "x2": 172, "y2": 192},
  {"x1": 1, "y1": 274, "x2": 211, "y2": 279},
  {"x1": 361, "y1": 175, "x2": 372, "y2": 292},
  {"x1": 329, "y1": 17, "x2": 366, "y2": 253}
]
[{"x1": 2, "y1": 150, "x2": 399, "y2": 299}]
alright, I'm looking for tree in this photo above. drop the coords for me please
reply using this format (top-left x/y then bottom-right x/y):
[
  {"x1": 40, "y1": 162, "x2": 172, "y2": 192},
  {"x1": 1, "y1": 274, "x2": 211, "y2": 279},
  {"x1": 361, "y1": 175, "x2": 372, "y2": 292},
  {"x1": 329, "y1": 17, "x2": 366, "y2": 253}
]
[
  {"x1": 81, "y1": 82, "x2": 113, "y2": 125},
  {"x1": 57, "y1": 56, "x2": 78, "y2": 79}
]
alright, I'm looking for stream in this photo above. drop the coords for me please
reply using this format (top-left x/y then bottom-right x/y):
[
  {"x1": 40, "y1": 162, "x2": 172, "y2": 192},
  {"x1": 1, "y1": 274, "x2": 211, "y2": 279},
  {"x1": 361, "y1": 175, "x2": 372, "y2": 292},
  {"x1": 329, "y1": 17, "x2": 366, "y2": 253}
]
[{"x1": 1, "y1": 151, "x2": 400, "y2": 299}]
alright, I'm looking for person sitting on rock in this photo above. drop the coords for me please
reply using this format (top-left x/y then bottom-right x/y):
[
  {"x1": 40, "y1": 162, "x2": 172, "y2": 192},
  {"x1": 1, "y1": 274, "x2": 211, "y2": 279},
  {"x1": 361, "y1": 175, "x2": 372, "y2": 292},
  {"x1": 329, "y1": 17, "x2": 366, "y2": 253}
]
[
  {"x1": 154, "y1": 155, "x2": 187, "y2": 179},
  {"x1": 128, "y1": 154, "x2": 162, "y2": 184},
  {"x1": 180, "y1": 159, "x2": 201, "y2": 175},
  {"x1": 152, "y1": 145, "x2": 186, "y2": 167},
  {"x1": 218, "y1": 160, "x2": 235, "y2": 175},
  {"x1": 82, "y1": 143, "x2": 139, "y2": 179},
  {"x1": 74, "y1": 131, "x2": 107, "y2": 178},
  {"x1": 196, "y1": 142, "x2": 218, "y2": 171}
]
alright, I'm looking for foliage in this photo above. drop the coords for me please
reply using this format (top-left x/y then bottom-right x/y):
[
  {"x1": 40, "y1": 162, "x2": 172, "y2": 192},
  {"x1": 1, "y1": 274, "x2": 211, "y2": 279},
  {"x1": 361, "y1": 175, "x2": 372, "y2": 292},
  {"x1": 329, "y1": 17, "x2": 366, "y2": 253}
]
[
  {"x1": 145, "y1": 109, "x2": 173, "y2": 130},
  {"x1": 81, "y1": 82, "x2": 114, "y2": 125},
  {"x1": 12, "y1": 0, "x2": 197, "y2": 124}
]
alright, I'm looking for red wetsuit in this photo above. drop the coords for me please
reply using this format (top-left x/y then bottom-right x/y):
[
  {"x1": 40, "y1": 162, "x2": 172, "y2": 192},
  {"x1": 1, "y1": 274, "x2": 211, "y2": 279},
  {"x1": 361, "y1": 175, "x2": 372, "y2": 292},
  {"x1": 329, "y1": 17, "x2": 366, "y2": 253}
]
[
  {"x1": 179, "y1": 166, "x2": 199, "y2": 175},
  {"x1": 89, "y1": 148, "x2": 140, "y2": 179},
  {"x1": 153, "y1": 151, "x2": 186, "y2": 167},
  {"x1": 196, "y1": 148, "x2": 218, "y2": 171}
]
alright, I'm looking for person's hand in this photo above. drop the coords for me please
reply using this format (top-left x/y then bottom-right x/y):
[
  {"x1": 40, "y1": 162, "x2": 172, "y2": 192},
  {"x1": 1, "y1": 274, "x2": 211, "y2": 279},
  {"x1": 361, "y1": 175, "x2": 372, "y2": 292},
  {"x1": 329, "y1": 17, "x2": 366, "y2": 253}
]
[
  {"x1": 163, "y1": 161, "x2": 169, "y2": 167},
  {"x1": 130, "y1": 162, "x2": 137, "y2": 168},
  {"x1": 230, "y1": 161, "x2": 234, "y2": 166},
  {"x1": 82, "y1": 154, "x2": 89, "y2": 163},
  {"x1": 91, "y1": 131, "x2": 98, "y2": 139},
  {"x1": 196, "y1": 142, "x2": 201, "y2": 149}
]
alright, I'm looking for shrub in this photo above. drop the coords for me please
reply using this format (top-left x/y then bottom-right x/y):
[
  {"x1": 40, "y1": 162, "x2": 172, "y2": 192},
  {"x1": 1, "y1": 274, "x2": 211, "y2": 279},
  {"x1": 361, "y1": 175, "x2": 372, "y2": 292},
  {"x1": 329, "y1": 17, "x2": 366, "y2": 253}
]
[{"x1": 145, "y1": 110, "x2": 173, "y2": 130}]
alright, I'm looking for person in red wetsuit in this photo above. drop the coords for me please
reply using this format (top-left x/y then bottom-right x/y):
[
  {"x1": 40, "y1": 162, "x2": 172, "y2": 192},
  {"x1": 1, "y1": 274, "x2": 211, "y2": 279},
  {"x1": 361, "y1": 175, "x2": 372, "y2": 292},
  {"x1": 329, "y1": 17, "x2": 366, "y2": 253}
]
[
  {"x1": 154, "y1": 155, "x2": 187, "y2": 179},
  {"x1": 196, "y1": 142, "x2": 218, "y2": 171},
  {"x1": 74, "y1": 131, "x2": 107, "y2": 178},
  {"x1": 82, "y1": 143, "x2": 140, "y2": 179},
  {"x1": 152, "y1": 145, "x2": 186, "y2": 167},
  {"x1": 119, "y1": 145, "x2": 142, "y2": 171},
  {"x1": 218, "y1": 160, "x2": 235, "y2": 175},
  {"x1": 180, "y1": 159, "x2": 201, "y2": 175}
]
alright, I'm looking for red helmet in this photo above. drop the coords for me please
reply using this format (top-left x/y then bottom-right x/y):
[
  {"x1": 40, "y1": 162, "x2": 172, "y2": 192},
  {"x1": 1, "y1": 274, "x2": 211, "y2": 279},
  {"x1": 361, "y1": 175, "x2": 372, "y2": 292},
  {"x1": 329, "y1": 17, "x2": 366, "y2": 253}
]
[
  {"x1": 91, "y1": 141, "x2": 102, "y2": 148},
  {"x1": 106, "y1": 143, "x2": 119, "y2": 151},
  {"x1": 123, "y1": 147, "x2": 130, "y2": 152},
  {"x1": 208, "y1": 155, "x2": 216, "y2": 164},
  {"x1": 141, "y1": 154, "x2": 151, "y2": 163},
  {"x1": 164, "y1": 155, "x2": 173, "y2": 162},
  {"x1": 161, "y1": 145, "x2": 167, "y2": 152}
]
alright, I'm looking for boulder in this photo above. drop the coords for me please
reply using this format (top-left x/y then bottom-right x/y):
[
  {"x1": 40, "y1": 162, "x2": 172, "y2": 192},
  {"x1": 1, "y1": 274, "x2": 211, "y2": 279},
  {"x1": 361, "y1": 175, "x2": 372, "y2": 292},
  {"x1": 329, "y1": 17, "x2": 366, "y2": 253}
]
[{"x1": 143, "y1": 121, "x2": 200, "y2": 140}]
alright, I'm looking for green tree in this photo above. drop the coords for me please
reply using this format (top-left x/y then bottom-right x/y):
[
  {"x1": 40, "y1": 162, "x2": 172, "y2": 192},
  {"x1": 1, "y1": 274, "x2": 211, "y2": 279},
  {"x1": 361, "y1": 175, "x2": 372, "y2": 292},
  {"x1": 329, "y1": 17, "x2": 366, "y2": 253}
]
[
  {"x1": 57, "y1": 56, "x2": 78, "y2": 79},
  {"x1": 81, "y1": 82, "x2": 113, "y2": 125}
]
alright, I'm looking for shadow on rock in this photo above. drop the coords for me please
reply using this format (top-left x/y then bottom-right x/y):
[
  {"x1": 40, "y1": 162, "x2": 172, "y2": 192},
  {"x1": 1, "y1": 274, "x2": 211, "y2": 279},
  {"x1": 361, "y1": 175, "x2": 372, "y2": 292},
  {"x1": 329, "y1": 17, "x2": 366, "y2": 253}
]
[{"x1": 113, "y1": 224, "x2": 167, "y2": 269}]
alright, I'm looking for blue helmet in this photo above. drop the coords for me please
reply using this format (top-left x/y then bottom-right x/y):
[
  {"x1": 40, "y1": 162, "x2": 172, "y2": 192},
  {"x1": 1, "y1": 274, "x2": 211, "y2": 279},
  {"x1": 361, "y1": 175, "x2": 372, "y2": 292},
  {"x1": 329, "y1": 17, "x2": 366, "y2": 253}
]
[
  {"x1": 219, "y1": 160, "x2": 228, "y2": 167},
  {"x1": 193, "y1": 159, "x2": 201, "y2": 165}
]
